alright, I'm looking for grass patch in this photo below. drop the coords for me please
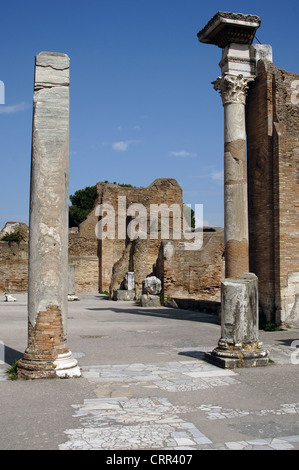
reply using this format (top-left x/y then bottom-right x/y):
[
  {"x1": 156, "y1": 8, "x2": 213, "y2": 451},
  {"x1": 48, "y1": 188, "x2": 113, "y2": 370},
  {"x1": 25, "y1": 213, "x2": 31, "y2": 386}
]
[{"x1": 5, "y1": 361, "x2": 19, "y2": 380}]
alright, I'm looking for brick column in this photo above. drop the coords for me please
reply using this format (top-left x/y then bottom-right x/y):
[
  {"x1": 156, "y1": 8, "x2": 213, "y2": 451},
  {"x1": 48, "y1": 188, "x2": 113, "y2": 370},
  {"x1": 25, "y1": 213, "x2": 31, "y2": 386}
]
[
  {"x1": 213, "y1": 74, "x2": 251, "y2": 278},
  {"x1": 17, "y1": 52, "x2": 81, "y2": 379}
]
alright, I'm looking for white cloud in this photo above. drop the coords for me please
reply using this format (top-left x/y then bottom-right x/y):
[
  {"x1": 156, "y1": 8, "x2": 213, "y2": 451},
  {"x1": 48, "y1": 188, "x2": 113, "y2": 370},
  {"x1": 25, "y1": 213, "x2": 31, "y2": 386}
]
[
  {"x1": 112, "y1": 140, "x2": 141, "y2": 151},
  {"x1": 169, "y1": 150, "x2": 197, "y2": 158},
  {"x1": 112, "y1": 141, "x2": 129, "y2": 151},
  {"x1": 0, "y1": 101, "x2": 30, "y2": 114},
  {"x1": 210, "y1": 170, "x2": 224, "y2": 182}
]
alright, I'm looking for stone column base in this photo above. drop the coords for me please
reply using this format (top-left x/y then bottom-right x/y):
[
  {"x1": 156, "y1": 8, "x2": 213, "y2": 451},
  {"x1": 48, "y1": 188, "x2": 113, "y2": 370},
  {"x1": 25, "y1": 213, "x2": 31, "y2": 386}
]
[
  {"x1": 205, "y1": 340, "x2": 269, "y2": 369},
  {"x1": 17, "y1": 350, "x2": 81, "y2": 379}
]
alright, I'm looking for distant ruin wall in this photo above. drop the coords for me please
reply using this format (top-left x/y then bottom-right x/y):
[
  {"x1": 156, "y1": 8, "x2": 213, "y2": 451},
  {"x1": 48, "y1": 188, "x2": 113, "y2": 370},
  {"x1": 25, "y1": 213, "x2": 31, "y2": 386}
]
[
  {"x1": 68, "y1": 234, "x2": 99, "y2": 293},
  {"x1": 0, "y1": 241, "x2": 28, "y2": 292},
  {"x1": 0, "y1": 180, "x2": 225, "y2": 304},
  {"x1": 156, "y1": 230, "x2": 225, "y2": 302},
  {"x1": 247, "y1": 60, "x2": 299, "y2": 325},
  {"x1": 81, "y1": 178, "x2": 184, "y2": 295}
]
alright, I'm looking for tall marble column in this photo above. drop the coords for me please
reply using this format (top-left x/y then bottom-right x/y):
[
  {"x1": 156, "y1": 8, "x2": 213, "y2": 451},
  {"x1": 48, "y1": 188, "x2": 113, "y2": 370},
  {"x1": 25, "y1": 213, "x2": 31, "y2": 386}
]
[
  {"x1": 197, "y1": 12, "x2": 269, "y2": 368},
  {"x1": 18, "y1": 52, "x2": 81, "y2": 379},
  {"x1": 213, "y1": 74, "x2": 250, "y2": 278}
]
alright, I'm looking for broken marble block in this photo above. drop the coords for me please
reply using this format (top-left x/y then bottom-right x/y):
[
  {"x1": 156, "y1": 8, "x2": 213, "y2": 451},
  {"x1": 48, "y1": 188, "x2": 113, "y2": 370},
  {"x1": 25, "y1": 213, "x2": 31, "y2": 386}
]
[
  {"x1": 113, "y1": 290, "x2": 135, "y2": 301},
  {"x1": 140, "y1": 294, "x2": 161, "y2": 307},
  {"x1": 5, "y1": 294, "x2": 16, "y2": 302},
  {"x1": 142, "y1": 276, "x2": 162, "y2": 295},
  {"x1": 124, "y1": 272, "x2": 135, "y2": 291}
]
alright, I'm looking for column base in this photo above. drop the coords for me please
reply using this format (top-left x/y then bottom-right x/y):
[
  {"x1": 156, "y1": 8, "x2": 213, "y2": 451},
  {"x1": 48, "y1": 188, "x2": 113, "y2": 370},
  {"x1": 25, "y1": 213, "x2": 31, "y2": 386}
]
[
  {"x1": 17, "y1": 350, "x2": 81, "y2": 379},
  {"x1": 205, "y1": 341, "x2": 269, "y2": 369},
  {"x1": 53, "y1": 351, "x2": 81, "y2": 378}
]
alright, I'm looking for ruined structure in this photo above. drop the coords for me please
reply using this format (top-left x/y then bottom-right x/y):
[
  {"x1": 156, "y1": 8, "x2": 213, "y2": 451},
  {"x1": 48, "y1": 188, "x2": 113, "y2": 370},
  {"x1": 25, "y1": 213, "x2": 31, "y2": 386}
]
[
  {"x1": 1, "y1": 179, "x2": 225, "y2": 309},
  {"x1": 1, "y1": 11, "x2": 297, "y2": 347},
  {"x1": 17, "y1": 52, "x2": 80, "y2": 379},
  {"x1": 69, "y1": 178, "x2": 225, "y2": 303},
  {"x1": 247, "y1": 61, "x2": 299, "y2": 326},
  {"x1": 0, "y1": 222, "x2": 28, "y2": 293},
  {"x1": 198, "y1": 12, "x2": 269, "y2": 367},
  {"x1": 197, "y1": 12, "x2": 299, "y2": 331},
  {"x1": 156, "y1": 229, "x2": 224, "y2": 302}
]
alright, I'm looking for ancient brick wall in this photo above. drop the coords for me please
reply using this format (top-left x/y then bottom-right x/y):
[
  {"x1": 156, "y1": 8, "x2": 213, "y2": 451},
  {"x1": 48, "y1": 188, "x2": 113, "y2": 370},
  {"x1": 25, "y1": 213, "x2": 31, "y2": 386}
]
[
  {"x1": 0, "y1": 179, "x2": 226, "y2": 303},
  {"x1": 156, "y1": 229, "x2": 225, "y2": 302},
  {"x1": 246, "y1": 60, "x2": 299, "y2": 325},
  {"x1": 0, "y1": 241, "x2": 28, "y2": 293},
  {"x1": 68, "y1": 233, "x2": 99, "y2": 293},
  {"x1": 84, "y1": 178, "x2": 184, "y2": 295}
]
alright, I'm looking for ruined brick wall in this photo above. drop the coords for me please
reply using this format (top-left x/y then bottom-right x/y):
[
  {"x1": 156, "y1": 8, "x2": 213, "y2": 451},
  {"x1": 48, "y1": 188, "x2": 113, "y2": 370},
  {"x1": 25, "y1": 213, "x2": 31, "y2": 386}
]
[
  {"x1": 0, "y1": 179, "x2": 226, "y2": 302},
  {"x1": 0, "y1": 235, "x2": 99, "y2": 295},
  {"x1": 246, "y1": 60, "x2": 299, "y2": 325},
  {"x1": 82, "y1": 178, "x2": 184, "y2": 295},
  {"x1": 68, "y1": 233, "x2": 99, "y2": 293},
  {"x1": 156, "y1": 229, "x2": 225, "y2": 302},
  {"x1": 0, "y1": 241, "x2": 28, "y2": 292}
]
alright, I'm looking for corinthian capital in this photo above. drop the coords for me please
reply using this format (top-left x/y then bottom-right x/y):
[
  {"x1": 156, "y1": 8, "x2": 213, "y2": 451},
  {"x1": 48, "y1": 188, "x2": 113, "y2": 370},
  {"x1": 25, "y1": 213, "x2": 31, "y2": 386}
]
[{"x1": 212, "y1": 74, "x2": 252, "y2": 105}]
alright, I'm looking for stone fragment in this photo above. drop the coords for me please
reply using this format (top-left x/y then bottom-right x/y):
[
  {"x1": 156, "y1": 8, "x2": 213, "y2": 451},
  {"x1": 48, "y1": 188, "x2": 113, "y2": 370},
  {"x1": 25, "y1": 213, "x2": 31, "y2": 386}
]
[
  {"x1": 113, "y1": 290, "x2": 135, "y2": 301},
  {"x1": 142, "y1": 276, "x2": 162, "y2": 295},
  {"x1": 205, "y1": 273, "x2": 269, "y2": 368},
  {"x1": 124, "y1": 272, "x2": 135, "y2": 291},
  {"x1": 140, "y1": 294, "x2": 161, "y2": 307},
  {"x1": 5, "y1": 294, "x2": 16, "y2": 302},
  {"x1": 164, "y1": 298, "x2": 178, "y2": 308}
]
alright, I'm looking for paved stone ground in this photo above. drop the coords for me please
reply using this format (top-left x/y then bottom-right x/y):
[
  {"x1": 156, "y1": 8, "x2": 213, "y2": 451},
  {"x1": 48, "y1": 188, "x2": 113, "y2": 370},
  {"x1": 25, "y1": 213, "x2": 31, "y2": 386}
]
[{"x1": 0, "y1": 293, "x2": 299, "y2": 451}]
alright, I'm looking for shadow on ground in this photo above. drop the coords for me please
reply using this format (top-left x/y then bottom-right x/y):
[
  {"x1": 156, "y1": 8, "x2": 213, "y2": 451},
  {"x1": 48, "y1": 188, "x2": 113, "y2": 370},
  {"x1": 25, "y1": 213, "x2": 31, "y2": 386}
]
[{"x1": 86, "y1": 303, "x2": 219, "y2": 325}]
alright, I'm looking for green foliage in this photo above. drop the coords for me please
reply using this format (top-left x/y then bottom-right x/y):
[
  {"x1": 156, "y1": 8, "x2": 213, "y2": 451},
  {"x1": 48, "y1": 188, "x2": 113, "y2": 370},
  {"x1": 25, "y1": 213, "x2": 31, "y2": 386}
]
[
  {"x1": 69, "y1": 182, "x2": 135, "y2": 227},
  {"x1": 1, "y1": 231, "x2": 24, "y2": 245},
  {"x1": 69, "y1": 185, "x2": 97, "y2": 227},
  {"x1": 5, "y1": 361, "x2": 19, "y2": 380},
  {"x1": 183, "y1": 204, "x2": 195, "y2": 229}
]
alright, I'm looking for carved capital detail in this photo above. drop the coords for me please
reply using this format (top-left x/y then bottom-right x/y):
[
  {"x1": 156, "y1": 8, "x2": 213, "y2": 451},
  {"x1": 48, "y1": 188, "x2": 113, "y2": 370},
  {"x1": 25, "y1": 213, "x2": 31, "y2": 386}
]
[{"x1": 212, "y1": 74, "x2": 253, "y2": 105}]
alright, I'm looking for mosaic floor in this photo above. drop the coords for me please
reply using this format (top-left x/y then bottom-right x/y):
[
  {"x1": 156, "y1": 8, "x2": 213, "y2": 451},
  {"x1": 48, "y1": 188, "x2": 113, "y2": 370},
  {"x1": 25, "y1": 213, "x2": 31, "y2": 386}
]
[{"x1": 59, "y1": 356, "x2": 299, "y2": 451}]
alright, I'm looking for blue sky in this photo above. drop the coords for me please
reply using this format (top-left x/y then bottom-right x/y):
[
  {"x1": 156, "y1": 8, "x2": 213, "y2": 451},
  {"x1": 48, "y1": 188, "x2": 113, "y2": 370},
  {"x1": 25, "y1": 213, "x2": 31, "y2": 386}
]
[{"x1": 0, "y1": 0, "x2": 298, "y2": 230}]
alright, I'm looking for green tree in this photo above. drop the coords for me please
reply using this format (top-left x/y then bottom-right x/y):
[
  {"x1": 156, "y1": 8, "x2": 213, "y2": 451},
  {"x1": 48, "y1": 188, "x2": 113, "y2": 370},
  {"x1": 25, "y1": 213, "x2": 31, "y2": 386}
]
[
  {"x1": 0, "y1": 231, "x2": 24, "y2": 245},
  {"x1": 183, "y1": 204, "x2": 195, "y2": 229},
  {"x1": 69, "y1": 185, "x2": 97, "y2": 227},
  {"x1": 69, "y1": 182, "x2": 136, "y2": 227}
]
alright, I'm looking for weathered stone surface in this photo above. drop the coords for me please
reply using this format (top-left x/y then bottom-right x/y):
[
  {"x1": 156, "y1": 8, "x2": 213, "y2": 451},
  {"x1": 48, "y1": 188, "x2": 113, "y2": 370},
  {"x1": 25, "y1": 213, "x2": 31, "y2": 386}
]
[
  {"x1": 164, "y1": 298, "x2": 178, "y2": 308},
  {"x1": 247, "y1": 59, "x2": 299, "y2": 325},
  {"x1": 205, "y1": 274, "x2": 269, "y2": 368},
  {"x1": 156, "y1": 230, "x2": 224, "y2": 302},
  {"x1": 5, "y1": 293, "x2": 16, "y2": 302},
  {"x1": 214, "y1": 72, "x2": 251, "y2": 279},
  {"x1": 220, "y1": 273, "x2": 259, "y2": 344},
  {"x1": 18, "y1": 52, "x2": 80, "y2": 379},
  {"x1": 0, "y1": 222, "x2": 29, "y2": 242},
  {"x1": 142, "y1": 276, "x2": 162, "y2": 295},
  {"x1": 113, "y1": 290, "x2": 135, "y2": 301},
  {"x1": 140, "y1": 294, "x2": 161, "y2": 307},
  {"x1": 197, "y1": 11, "x2": 261, "y2": 48},
  {"x1": 68, "y1": 264, "x2": 76, "y2": 296},
  {"x1": 124, "y1": 272, "x2": 135, "y2": 291},
  {"x1": 81, "y1": 178, "x2": 183, "y2": 294}
]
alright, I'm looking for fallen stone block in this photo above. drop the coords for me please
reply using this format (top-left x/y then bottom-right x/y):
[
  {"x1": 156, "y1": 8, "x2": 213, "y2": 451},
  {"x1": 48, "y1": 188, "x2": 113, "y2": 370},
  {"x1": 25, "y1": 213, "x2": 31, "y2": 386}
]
[
  {"x1": 113, "y1": 290, "x2": 135, "y2": 301},
  {"x1": 140, "y1": 294, "x2": 161, "y2": 307}
]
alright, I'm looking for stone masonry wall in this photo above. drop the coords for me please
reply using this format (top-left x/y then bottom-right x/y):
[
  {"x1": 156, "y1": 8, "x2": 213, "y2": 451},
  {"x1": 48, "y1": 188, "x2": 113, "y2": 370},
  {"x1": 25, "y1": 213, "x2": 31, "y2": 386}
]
[
  {"x1": 246, "y1": 60, "x2": 299, "y2": 325},
  {"x1": 80, "y1": 178, "x2": 184, "y2": 296},
  {"x1": 0, "y1": 241, "x2": 28, "y2": 293},
  {"x1": 156, "y1": 229, "x2": 225, "y2": 302},
  {"x1": 0, "y1": 179, "x2": 225, "y2": 303}
]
